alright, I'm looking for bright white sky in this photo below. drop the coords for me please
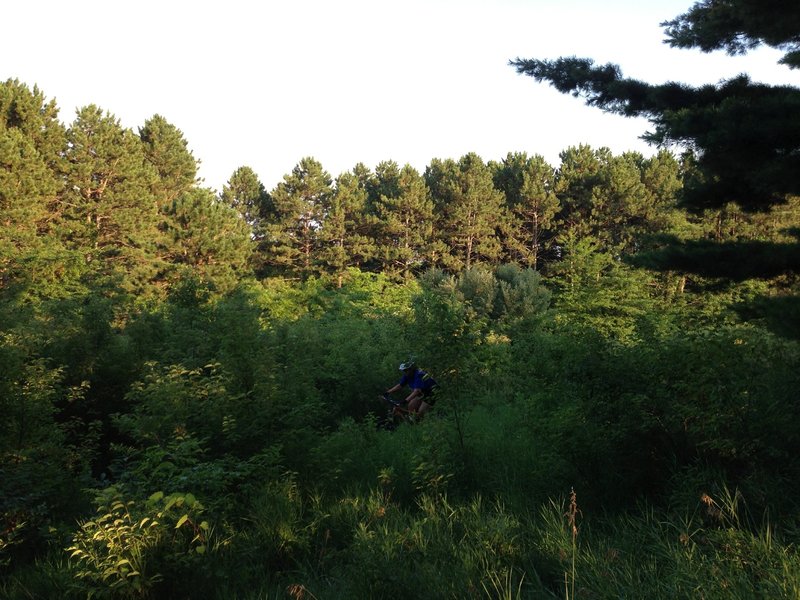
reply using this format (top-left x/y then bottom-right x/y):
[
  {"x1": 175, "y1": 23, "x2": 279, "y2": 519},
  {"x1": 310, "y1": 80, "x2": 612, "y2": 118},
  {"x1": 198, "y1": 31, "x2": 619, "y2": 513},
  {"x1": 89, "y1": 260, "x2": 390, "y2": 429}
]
[{"x1": 4, "y1": 0, "x2": 797, "y2": 193}]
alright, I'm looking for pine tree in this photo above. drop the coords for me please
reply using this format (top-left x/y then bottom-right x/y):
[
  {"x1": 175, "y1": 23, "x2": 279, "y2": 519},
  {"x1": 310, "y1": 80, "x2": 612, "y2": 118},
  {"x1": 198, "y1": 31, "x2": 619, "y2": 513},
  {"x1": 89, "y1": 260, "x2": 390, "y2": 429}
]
[
  {"x1": 61, "y1": 105, "x2": 162, "y2": 295},
  {"x1": 318, "y1": 170, "x2": 374, "y2": 286},
  {"x1": 637, "y1": 149, "x2": 688, "y2": 241},
  {"x1": 0, "y1": 80, "x2": 66, "y2": 294},
  {"x1": 554, "y1": 146, "x2": 674, "y2": 254},
  {"x1": 662, "y1": 0, "x2": 800, "y2": 68},
  {"x1": 138, "y1": 114, "x2": 197, "y2": 204},
  {"x1": 511, "y1": 1, "x2": 800, "y2": 211},
  {"x1": 594, "y1": 151, "x2": 650, "y2": 252},
  {"x1": 426, "y1": 153, "x2": 505, "y2": 270},
  {"x1": 492, "y1": 152, "x2": 559, "y2": 270},
  {"x1": 640, "y1": 150, "x2": 683, "y2": 222},
  {"x1": 554, "y1": 145, "x2": 606, "y2": 241},
  {"x1": 369, "y1": 160, "x2": 402, "y2": 206},
  {"x1": 220, "y1": 166, "x2": 270, "y2": 232},
  {"x1": 263, "y1": 157, "x2": 333, "y2": 278},
  {"x1": 0, "y1": 79, "x2": 65, "y2": 172},
  {"x1": 163, "y1": 188, "x2": 253, "y2": 292},
  {"x1": 373, "y1": 164, "x2": 437, "y2": 279}
]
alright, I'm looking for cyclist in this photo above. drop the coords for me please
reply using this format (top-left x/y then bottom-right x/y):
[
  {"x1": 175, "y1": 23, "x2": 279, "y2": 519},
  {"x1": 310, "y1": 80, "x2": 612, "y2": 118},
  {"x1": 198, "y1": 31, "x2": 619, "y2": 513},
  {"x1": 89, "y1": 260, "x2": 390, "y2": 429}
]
[{"x1": 384, "y1": 358, "x2": 438, "y2": 418}]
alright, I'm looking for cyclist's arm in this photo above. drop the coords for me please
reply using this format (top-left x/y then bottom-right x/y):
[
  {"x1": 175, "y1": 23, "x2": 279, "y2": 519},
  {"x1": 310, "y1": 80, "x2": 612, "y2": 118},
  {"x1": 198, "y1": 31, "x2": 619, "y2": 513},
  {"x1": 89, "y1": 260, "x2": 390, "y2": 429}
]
[{"x1": 386, "y1": 383, "x2": 403, "y2": 395}]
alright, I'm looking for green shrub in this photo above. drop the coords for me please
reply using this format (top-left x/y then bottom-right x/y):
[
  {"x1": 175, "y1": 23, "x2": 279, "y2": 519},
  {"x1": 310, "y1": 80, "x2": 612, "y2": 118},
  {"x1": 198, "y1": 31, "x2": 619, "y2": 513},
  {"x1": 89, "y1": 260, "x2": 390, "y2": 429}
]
[{"x1": 67, "y1": 487, "x2": 211, "y2": 599}]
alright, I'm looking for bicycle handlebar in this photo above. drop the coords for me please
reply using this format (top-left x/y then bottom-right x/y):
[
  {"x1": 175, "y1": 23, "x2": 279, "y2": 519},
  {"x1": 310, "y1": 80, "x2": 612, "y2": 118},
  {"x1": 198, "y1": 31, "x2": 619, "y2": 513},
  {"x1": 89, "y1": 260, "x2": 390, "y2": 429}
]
[{"x1": 381, "y1": 393, "x2": 404, "y2": 407}]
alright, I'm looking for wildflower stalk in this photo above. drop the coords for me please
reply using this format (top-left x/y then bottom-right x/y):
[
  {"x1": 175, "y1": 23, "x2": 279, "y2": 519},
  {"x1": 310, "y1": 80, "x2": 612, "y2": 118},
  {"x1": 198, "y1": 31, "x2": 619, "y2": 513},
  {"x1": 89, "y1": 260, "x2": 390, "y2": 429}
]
[{"x1": 565, "y1": 488, "x2": 579, "y2": 600}]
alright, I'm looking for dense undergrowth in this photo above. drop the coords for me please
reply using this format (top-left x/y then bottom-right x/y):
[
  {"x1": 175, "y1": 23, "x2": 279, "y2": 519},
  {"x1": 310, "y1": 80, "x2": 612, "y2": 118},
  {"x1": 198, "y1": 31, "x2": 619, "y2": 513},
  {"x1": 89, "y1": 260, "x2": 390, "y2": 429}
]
[
  {"x1": 2, "y1": 65, "x2": 800, "y2": 598},
  {"x1": 2, "y1": 261, "x2": 800, "y2": 599}
]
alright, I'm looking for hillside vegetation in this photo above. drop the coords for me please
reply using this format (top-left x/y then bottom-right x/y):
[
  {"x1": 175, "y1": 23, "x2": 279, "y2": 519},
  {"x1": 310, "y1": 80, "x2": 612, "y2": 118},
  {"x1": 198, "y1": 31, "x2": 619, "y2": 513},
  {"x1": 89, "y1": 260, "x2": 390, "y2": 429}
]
[{"x1": 2, "y1": 75, "x2": 800, "y2": 598}]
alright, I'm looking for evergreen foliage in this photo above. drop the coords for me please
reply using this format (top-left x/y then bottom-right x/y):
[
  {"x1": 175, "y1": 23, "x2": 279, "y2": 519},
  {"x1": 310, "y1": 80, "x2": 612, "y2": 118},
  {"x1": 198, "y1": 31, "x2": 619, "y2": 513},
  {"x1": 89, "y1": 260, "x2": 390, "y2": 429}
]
[
  {"x1": 262, "y1": 157, "x2": 333, "y2": 278},
  {"x1": 162, "y1": 188, "x2": 253, "y2": 293},
  {"x1": 662, "y1": 0, "x2": 800, "y2": 68},
  {"x1": 138, "y1": 114, "x2": 198, "y2": 204},
  {"x1": 426, "y1": 153, "x2": 506, "y2": 270},
  {"x1": 61, "y1": 105, "x2": 163, "y2": 296},
  {"x1": 373, "y1": 164, "x2": 437, "y2": 279},
  {"x1": 318, "y1": 170, "x2": 374, "y2": 285},
  {"x1": 491, "y1": 152, "x2": 559, "y2": 270},
  {"x1": 511, "y1": 2, "x2": 800, "y2": 212},
  {"x1": 219, "y1": 165, "x2": 269, "y2": 231}
]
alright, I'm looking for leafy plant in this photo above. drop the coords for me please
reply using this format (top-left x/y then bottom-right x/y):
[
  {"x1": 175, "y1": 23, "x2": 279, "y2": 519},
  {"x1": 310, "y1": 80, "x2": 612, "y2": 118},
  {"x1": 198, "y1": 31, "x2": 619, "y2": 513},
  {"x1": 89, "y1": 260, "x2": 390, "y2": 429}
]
[{"x1": 67, "y1": 487, "x2": 210, "y2": 598}]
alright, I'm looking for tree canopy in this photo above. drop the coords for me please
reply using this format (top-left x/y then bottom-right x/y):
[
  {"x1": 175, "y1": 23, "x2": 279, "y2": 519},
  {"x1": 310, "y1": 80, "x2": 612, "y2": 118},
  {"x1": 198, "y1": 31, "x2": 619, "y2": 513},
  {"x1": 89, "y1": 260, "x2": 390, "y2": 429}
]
[
  {"x1": 662, "y1": 0, "x2": 800, "y2": 68},
  {"x1": 510, "y1": 0, "x2": 800, "y2": 212}
]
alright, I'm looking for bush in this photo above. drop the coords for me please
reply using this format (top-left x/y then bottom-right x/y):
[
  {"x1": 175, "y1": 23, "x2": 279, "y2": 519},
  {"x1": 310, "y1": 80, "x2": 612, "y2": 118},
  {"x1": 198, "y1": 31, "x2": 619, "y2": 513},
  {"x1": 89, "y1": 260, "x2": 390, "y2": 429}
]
[{"x1": 67, "y1": 487, "x2": 211, "y2": 599}]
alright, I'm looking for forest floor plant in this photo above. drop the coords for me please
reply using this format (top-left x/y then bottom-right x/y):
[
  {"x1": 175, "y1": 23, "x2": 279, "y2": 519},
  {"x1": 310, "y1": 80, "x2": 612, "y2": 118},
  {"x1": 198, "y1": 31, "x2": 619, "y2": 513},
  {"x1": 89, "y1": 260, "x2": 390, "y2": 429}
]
[{"x1": 565, "y1": 488, "x2": 579, "y2": 600}]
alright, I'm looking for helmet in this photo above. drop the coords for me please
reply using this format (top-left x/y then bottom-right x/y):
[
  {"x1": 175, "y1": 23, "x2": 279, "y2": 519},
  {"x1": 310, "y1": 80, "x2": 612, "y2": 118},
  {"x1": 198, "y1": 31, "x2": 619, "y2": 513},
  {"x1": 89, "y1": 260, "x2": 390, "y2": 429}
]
[{"x1": 399, "y1": 358, "x2": 416, "y2": 371}]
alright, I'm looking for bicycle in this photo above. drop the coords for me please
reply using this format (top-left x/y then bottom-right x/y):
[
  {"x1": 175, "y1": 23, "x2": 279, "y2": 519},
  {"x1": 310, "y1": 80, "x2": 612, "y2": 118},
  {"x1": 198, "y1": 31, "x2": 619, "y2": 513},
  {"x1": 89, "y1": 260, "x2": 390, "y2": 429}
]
[{"x1": 376, "y1": 393, "x2": 417, "y2": 431}]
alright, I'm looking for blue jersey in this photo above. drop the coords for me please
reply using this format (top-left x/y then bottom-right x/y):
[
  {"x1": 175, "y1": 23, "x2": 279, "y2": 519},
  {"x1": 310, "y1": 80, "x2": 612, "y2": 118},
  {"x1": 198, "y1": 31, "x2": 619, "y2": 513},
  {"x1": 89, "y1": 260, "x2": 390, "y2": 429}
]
[{"x1": 399, "y1": 369, "x2": 437, "y2": 392}]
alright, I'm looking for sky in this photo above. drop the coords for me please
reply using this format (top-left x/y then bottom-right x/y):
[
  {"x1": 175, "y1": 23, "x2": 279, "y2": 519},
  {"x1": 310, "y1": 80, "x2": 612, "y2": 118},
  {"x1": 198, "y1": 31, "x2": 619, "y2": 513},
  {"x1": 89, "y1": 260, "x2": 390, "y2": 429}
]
[{"x1": 4, "y1": 0, "x2": 797, "y2": 193}]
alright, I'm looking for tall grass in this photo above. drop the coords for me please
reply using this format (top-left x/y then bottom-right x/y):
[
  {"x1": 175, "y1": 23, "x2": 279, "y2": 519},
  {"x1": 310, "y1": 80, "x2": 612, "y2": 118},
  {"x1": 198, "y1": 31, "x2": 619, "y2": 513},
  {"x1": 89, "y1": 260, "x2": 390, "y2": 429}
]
[{"x1": 529, "y1": 490, "x2": 800, "y2": 599}]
